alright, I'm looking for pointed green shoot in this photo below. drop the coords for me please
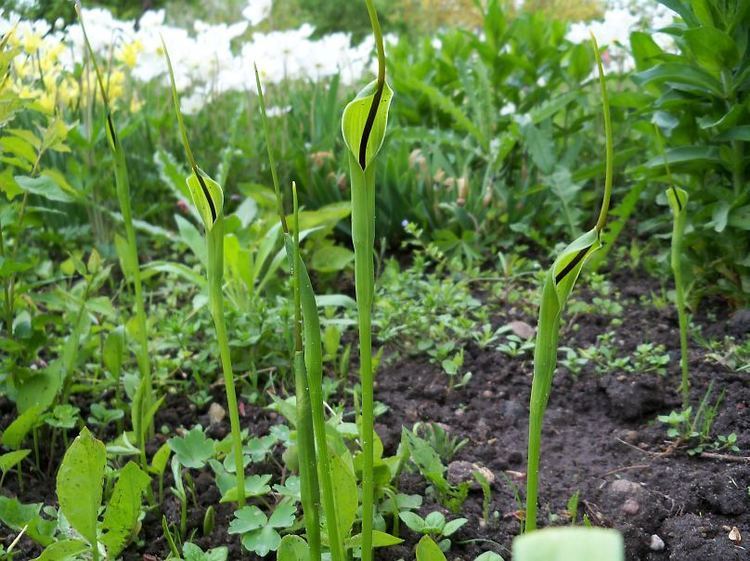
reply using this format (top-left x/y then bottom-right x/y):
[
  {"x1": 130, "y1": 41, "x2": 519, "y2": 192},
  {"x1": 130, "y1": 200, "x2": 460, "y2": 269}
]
[
  {"x1": 76, "y1": 2, "x2": 153, "y2": 457},
  {"x1": 162, "y1": 37, "x2": 223, "y2": 232},
  {"x1": 665, "y1": 170, "x2": 690, "y2": 404},
  {"x1": 256, "y1": 65, "x2": 344, "y2": 561},
  {"x1": 163, "y1": 41, "x2": 244, "y2": 507},
  {"x1": 524, "y1": 33, "x2": 613, "y2": 533}
]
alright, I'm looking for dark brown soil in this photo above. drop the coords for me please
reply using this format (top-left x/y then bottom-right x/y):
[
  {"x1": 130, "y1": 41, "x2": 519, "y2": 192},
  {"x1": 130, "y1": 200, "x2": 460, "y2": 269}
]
[{"x1": 1, "y1": 269, "x2": 748, "y2": 561}]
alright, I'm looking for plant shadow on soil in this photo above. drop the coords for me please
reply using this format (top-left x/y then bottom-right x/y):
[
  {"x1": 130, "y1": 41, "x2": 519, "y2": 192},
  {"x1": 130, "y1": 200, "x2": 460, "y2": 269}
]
[{"x1": 1, "y1": 270, "x2": 748, "y2": 561}]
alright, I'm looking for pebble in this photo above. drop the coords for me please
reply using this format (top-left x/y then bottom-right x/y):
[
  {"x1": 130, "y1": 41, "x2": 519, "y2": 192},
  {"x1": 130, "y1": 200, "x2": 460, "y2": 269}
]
[
  {"x1": 208, "y1": 402, "x2": 226, "y2": 425},
  {"x1": 650, "y1": 534, "x2": 665, "y2": 551},
  {"x1": 621, "y1": 498, "x2": 640, "y2": 515},
  {"x1": 507, "y1": 320, "x2": 535, "y2": 339},
  {"x1": 609, "y1": 479, "x2": 642, "y2": 495},
  {"x1": 447, "y1": 460, "x2": 496, "y2": 488}
]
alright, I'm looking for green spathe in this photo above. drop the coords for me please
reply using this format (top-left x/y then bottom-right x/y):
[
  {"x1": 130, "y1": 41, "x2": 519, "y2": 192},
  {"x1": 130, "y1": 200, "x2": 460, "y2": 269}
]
[
  {"x1": 513, "y1": 527, "x2": 624, "y2": 561},
  {"x1": 341, "y1": 79, "x2": 394, "y2": 171},
  {"x1": 186, "y1": 168, "x2": 224, "y2": 232}
]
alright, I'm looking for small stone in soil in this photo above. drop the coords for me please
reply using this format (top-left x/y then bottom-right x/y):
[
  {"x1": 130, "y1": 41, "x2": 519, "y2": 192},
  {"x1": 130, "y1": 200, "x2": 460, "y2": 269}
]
[
  {"x1": 650, "y1": 534, "x2": 665, "y2": 551},
  {"x1": 208, "y1": 402, "x2": 226, "y2": 425},
  {"x1": 447, "y1": 460, "x2": 495, "y2": 488},
  {"x1": 621, "y1": 498, "x2": 640, "y2": 515}
]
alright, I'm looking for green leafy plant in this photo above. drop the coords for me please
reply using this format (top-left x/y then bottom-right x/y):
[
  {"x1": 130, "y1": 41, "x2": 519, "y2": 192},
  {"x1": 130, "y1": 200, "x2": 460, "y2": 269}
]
[
  {"x1": 162, "y1": 40, "x2": 245, "y2": 507},
  {"x1": 633, "y1": 0, "x2": 750, "y2": 303},
  {"x1": 399, "y1": 511, "x2": 467, "y2": 551},
  {"x1": 661, "y1": 146, "x2": 690, "y2": 403},
  {"x1": 31, "y1": 427, "x2": 151, "y2": 561},
  {"x1": 228, "y1": 501, "x2": 297, "y2": 557},
  {"x1": 340, "y1": 2, "x2": 394, "y2": 559},
  {"x1": 524, "y1": 34, "x2": 613, "y2": 532}
]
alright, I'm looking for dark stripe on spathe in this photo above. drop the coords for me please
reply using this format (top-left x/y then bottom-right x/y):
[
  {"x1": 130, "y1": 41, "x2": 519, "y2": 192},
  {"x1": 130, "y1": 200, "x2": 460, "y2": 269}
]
[
  {"x1": 359, "y1": 83, "x2": 384, "y2": 170},
  {"x1": 106, "y1": 113, "x2": 117, "y2": 145},
  {"x1": 194, "y1": 167, "x2": 217, "y2": 223},
  {"x1": 555, "y1": 245, "x2": 592, "y2": 284},
  {"x1": 670, "y1": 185, "x2": 682, "y2": 212}
]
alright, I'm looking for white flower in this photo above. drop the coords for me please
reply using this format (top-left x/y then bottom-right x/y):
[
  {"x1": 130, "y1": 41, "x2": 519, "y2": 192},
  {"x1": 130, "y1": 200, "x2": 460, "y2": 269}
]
[{"x1": 242, "y1": 0, "x2": 273, "y2": 27}]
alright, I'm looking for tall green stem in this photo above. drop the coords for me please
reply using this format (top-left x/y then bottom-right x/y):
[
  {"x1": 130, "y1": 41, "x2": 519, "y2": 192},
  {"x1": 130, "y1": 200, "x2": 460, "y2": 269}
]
[
  {"x1": 207, "y1": 218, "x2": 245, "y2": 507},
  {"x1": 76, "y1": 6, "x2": 153, "y2": 447},
  {"x1": 255, "y1": 66, "x2": 344, "y2": 561},
  {"x1": 672, "y1": 210, "x2": 689, "y2": 404},
  {"x1": 350, "y1": 155, "x2": 376, "y2": 561},
  {"x1": 291, "y1": 186, "x2": 322, "y2": 561},
  {"x1": 524, "y1": 34, "x2": 613, "y2": 533},
  {"x1": 163, "y1": 40, "x2": 245, "y2": 507}
]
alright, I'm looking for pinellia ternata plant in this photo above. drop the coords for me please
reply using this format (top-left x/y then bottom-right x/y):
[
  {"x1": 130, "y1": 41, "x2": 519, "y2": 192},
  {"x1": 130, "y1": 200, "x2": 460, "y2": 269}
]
[
  {"x1": 255, "y1": 65, "x2": 345, "y2": 561},
  {"x1": 657, "y1": 129, "x2": 690, "y2": 405},
  {"x1": 162, "y1": 41, "x2": 245, "y2": 507},
  {"x1": 341, "y1": 1, "x2": 394, "y2": 558},
  {"x1": 524, "y1": 34, "x2": 613, "y2": 533},
  {"x1": 75, "y1": 3, "x2": 155, "y2": 463}
]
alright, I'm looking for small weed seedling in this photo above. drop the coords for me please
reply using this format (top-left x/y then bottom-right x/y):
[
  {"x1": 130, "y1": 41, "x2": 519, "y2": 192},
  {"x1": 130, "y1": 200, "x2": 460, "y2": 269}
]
[
  {"x1": 399, "y1": 510, "x2": 468, "y2": 552},
  {"x1": 524, "y1": 34, "x2": 614, "y2": 532}
]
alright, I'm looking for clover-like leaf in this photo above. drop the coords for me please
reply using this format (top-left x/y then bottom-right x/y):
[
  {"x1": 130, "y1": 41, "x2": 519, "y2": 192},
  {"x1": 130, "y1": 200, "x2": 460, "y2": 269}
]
[
  {"x1": 241, "y1": 525, "x2": 282, "y2": 557},
  {"x1": 220, "y1": 474, "x2": 272, "y2": 503},
  {"x1": 268, "y1": 500, "x2": 297, "y2": 529},
  {"x1": 229, "y1": 506, "x2": 267, "y2": 534},
  {"x1": 167, "y1": 425, "x2": 216, "y2": 469}
]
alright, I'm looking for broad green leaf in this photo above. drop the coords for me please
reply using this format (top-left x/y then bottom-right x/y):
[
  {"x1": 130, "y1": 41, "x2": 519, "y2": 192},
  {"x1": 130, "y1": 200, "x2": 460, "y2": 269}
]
[
  {"x1": 330, "y1": 453, "x2": 357, "y2": 540},
  {"x1": 220, "y1": 474, "x2": 272, "y2": 503},
  {"x1": 474, "y1": 553, "x2": 504, "y2": 561},
  {"x1": 0, "y1": 449, "x2": 30, "y2": 474},
  {"x1": 443, "y1": 517, "x2": 468, "y2": 536},
  {"x1": 342, "y1": 79, "x2": 394, "y2": 170},
  {"x1": 103, "y1": 326, "x2": 125, "y2": 378},
  {"x1": 311, "y1": 245, "x2": 355, "y2": 273},
  {"x1": 1, "y1": 404, "x2": 44, "y2": 449},
  {"x1": 643, "y1": 146, "x2": 721, "y2": 170},
  {"x1": 683, "y1": 26, "x2": 738, "y2": 72},
  {"x1": 167, "y1": 425, "x2": 216, "y2": 469},
  {"x1": 186, "y1": 169, "x2": 224, "y2": 232},
  {"x1": 715, "y1": 126, "x2": 750, "y2": 142},
  {"x1": 347, "y1": 530, "x2": 404, "y2": 549},
  {"x1": 101, "y1": 461, "x2": 151, "y2": 557},
  {"x1": 277, "y1": 535, "x2": 309, "y2": 561},
  {"x1": 512, "y1": 527, "x2": 624, "y2": 561},
  {"x1": 629, "y1": 31, "x2": 664, "y2": 71},
  {"x1": 398, "y1": 511, "x2": 425, "y2": 533},
  {"x1": 32, "y1": 539, "x2": 88, "y2": 561},
  {"x1": 0, "y1": 496, "x2": 55, "y2": 546},
  {"x1": 416, "y1": 535, "x2": 447, "y2": 561},
  {"x1": 149, "y1": 442, "x2": 172, "y2": 476},
  {"x1": 14, "y1": 367, "x2": 61, "y2": 413},
  {"x1": 56, "y1": 427, "x2": 106, "y2": 546},
  {"x1": 183, "y1": 542, "x2": 229, "y2": 561},
  {"x1": 14, "y1": 175, "x2": 76, "y2": 203},
  {"x1": 634, "y1": 63, "x2": 723, "y2": 96},
  {"x1": 114, "y1": 234, "x2": 137, "y2": 281}
]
